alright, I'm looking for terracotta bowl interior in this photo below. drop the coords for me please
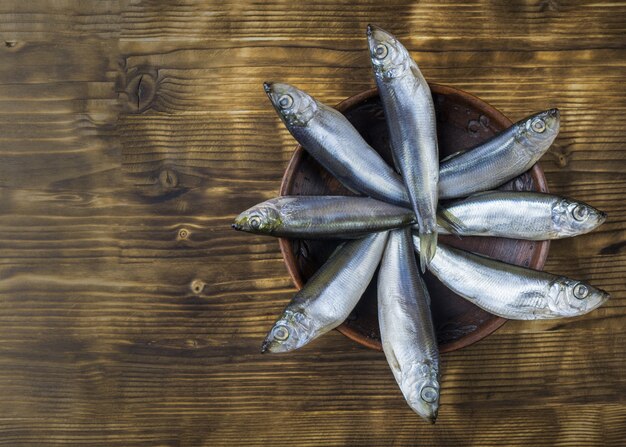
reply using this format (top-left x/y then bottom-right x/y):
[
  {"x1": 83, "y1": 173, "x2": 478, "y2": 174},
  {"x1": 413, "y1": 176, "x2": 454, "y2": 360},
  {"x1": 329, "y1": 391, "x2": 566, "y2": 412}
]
[{"x1": 279, "y1": 84, "x2": 550, "y2": 353}]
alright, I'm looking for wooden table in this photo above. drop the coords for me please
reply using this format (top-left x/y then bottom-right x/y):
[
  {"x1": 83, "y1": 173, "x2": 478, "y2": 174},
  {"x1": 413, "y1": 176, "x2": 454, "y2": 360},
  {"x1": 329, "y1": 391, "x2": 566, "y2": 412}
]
[{"x1": 0, "y1": 1, "x2": 624, "y2": 445}]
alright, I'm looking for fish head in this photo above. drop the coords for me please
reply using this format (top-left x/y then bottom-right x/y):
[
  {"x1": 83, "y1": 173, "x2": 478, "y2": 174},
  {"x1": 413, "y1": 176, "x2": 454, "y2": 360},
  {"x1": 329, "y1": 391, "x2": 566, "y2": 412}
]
[
  {"x1": 232, "y1": 200, "x2": 282, "y2": 235},
  {"x1": 551, "y1": 198, "x2": 607, "y2": 237},
  {"x1": 261, "y1": 310, "x2": 312, "y2": 353},
  {"x1": 548, "y1": 278, "x2": 610, "y2": 317},
  {"x1": 263, "y1": 82, "x2": 318, "y2": 127},
  {"x1": 516, "y1": 108, "x2": 560, "y2": 153},
  {"x1": 402, "y1": 361, "x2": 440, "y2": 423},
  {"x1": 367, "y1": 24, "x2": 411, "y2": 81}
]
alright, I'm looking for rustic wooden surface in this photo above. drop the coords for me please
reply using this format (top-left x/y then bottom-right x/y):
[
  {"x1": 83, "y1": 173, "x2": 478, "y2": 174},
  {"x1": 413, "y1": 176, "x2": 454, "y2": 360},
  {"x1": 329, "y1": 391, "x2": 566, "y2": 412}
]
[{"x1": 0, "y1": 1, "x2": 624, "y2": 446}]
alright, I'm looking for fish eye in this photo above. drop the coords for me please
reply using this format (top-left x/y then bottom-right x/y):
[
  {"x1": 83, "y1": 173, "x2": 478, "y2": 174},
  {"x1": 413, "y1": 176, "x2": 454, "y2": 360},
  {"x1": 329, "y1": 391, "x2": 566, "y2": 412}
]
[
  {"x1": 420, "y1": 386, "x2": 438, "y2": 403},
  {"x1": 531, "y1": 118, "x2": 546, "y2": 133},
  {"x1": 249, "y1": 215, "x2": 261, "y2": 229},
  {"x1": 272, "y1": 325, "x2": 290, "y2": 341},
  {"x1": 277, "y1": 94, "x2": 293, "y2": 109},
  {"x1": 374, "y1": 43, "x2": 388, "y2": 59},
  {"x1": 573, "y1": 283, "x2": 589, "y2": 300},
  {"x1": 572, "y1": 205, "x2": 588, "y2": 221}
]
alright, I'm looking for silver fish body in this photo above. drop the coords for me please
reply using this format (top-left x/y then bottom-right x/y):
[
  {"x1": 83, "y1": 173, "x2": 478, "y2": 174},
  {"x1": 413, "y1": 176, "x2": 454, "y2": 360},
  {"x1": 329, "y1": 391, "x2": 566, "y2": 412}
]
[
  {"x1": 264, "y1": 82, "x2": 410, "y2": 207},
  {"x1": 412, "y1": 236, "x2": 610, "y2": 320},
  {"x1": 438, "y1": 109, "x2": 560, "y2": 199},
  {"x1": 232, "y1": 196, "x2": 415, "y2": 238},
  {"x1": 265, "y1": 82, "x2": 561, "y2": 208},
  {"x1": 262, "y1": 231, "x2": 389, "y2": 353},
  {"x1": 378, "y1": 228, "x2": 440, "y2": 422},
  {"x1": 438, "y1": 191, "x2": 607, "y2": 239},
  {"x1": 368, "y1": 25, "x2": 439, "y2": 271}
]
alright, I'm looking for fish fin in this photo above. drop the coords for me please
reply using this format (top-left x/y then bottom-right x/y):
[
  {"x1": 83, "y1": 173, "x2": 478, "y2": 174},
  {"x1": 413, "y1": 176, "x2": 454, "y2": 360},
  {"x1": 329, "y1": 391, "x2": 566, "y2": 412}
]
[
  {"x1": 437, "y1": 205, "x2": 466, "y2": 237},
  {"x1": 440, "y1": 149, "x2": 469, "y2": 163},
  {"x1": 419, "y1": 232, "x2": 437, "y2": 273},
  {"x1": 390, "y1": 148, "x2": 401, "y2": 174},
  {"x1": 514, "y1": 292, "x2": 550, "y2": 318}
]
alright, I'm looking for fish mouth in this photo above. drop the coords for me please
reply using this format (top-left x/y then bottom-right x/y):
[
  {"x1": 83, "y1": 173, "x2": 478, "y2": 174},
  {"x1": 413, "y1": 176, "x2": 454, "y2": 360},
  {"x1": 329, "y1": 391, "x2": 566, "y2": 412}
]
[
  {"x1": 366, "y1": 24, "x2": 395, "y2": 47},
  {"x1": 260, "y1": 338, "x2": 271, "y2": 354},
  {"x1": 584, "y1": 290, "x2": 610, "y2": 315},
  {"x1": 262, "y1": 81, "x2": 293, "y2": 110},
  {"x1": 600, "y1": 291, "x2": 611, "y2": 303},
  {"x1": 366, "y1": 24, "x2": 386, "y2": 53},
  {"x1": 231, "y1": 223, "x2": 242, "y2": 231},
  {"x1": 366, "y1": 23, "x2": 388, "y2": 40},
  {"x1": 548, "y1": 108, "x2": 560, "y2": 119},
  {"x1": 366, "y1": 24, "x2": 385, "y2": 72}
]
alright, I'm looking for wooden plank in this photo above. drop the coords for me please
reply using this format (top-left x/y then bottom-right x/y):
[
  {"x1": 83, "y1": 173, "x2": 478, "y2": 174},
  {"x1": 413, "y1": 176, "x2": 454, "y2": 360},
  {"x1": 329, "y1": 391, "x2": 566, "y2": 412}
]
[
  {"x1": 0, "y1": 404, "x2": 623, "y2": 446},
  {"x1": 119, "y1": 0, "x2": 626, "y2": 52},
  {"x1": 0, "y1": 39, "x2": 121, "y2": 190},
  {"x1": 0, "y1": 0, "x2": 625, "y2": 445},
  {"x1": 0, "y1": 0, "x2": 120, "y2": 40}
]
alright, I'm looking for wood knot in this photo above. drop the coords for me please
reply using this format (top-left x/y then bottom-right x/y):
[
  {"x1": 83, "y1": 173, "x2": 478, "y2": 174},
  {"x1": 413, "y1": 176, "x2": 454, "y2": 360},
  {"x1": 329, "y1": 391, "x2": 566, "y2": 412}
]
[
  {"x1": 159, "y1": 169, "x2": 179, "y2": 189},
  {"x1": 539, "y1": 0, "x2": 560, "y2": 12},
  {"x1": 177, "y1": 228, "x2": 190, "y2": 240},
  {"x1": 185, "y1": 339, "x2": 199, "y2": 348},
  {"x1": 549, "y1": 144, "x2": 570, "y2": 168},
  {"x1": 190, "y1": 280, "x2": 205, "y2": 295},
  {"x1": 123, "y1": 67, "x2": 157, "y2": 113}
]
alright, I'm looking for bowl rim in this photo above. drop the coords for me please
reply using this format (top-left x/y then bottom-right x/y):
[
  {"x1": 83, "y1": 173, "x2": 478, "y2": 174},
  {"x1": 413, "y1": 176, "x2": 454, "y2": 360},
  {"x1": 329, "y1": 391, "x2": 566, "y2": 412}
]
[{"x1": 278, "y1": 84, "x2": 550, "y2": 353}]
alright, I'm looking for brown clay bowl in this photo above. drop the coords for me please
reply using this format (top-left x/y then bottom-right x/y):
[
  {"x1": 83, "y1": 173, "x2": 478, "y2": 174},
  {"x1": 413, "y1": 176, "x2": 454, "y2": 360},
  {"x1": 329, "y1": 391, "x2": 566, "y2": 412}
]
[{"x1": 279, "y1": 84, "x2": 550, "y2": 353}]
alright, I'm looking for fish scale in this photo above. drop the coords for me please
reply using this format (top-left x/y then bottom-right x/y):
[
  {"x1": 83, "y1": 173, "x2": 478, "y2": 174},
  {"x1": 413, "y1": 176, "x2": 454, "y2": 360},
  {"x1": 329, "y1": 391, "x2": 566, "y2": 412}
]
[
  {"x1": 412, "y1": 236, "x2": 610, "y2": 320},
  {"x1": 264, "y1": 83, "x2": 561, "y2": 208},
  {"x1": 438, "y1": 108, "x2": 560, "y2": 199},
  {"x1": 233, "y1": 196, "x2": 415, "y2": 238},
  {"x1": 261, "y1": 231, "x2": 389, "y2": 353},
  {"x1": 264, "y1": 82, "x2": 410, "y2": 207},
  {"x1": 378, "y1": 228, "x2": 440, "y2": 422},
  {"x1": 298, "y1": 104, "x2": 409, "y2": 204},
  {"x1": 368, "y1": 25, "x2": 439, "y2": 272},
  {"x1": 437, "y1": 191, "x2": 606, "y2": 239}
]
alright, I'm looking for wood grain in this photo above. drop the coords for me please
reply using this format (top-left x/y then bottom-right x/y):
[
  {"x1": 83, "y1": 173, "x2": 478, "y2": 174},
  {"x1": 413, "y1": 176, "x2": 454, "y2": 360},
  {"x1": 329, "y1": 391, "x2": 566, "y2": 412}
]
[{"x1": 0, "y1": 0, "x2": 625, "y2": 445}]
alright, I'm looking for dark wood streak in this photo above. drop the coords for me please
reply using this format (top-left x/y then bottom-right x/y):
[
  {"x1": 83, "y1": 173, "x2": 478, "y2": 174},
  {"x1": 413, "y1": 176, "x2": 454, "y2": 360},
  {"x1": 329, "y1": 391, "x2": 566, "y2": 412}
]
[{"x1": 0, "y1": 0, "x2": 624, "y2": 445}]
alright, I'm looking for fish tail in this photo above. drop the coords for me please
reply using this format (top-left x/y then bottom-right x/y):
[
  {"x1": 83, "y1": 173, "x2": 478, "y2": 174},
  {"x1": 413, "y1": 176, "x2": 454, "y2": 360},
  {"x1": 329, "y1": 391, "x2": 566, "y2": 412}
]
[
  {"x1": 419, "y1": 231, "x2": 437, "y2": 273},
  {"x1": 436, "y1": 205, "x2": 466, "y2": 237}
]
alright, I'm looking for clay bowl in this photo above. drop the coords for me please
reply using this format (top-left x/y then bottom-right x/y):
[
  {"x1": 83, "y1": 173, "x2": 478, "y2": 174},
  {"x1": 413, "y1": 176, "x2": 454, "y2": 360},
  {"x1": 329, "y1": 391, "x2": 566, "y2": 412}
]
[{"x1": 279, "y1": 84, "x2": 550, "y2": 353}]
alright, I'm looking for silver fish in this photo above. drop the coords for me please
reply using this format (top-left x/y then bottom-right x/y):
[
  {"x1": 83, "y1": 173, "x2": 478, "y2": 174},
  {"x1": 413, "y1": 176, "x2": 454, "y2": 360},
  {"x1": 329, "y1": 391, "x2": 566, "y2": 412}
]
[
  {"x1": 412, "y1": 236, "x2": 610, "y2": 319},
  {"x1": 368, "y1": 24, "x2": 439, "y2": 272},
  {"x1": 262, "y1": 231, "x2": 388, "y2": 353},
  {"x1": 438, "y1": 109, "x2": 560, "y2": 199},
  {"x1": 379, "y1": 228, "x2": 440, "y2": 422},
  {"x1": 264, "y1": 82, "x2": 410, "y2": 207},
  {"x1": 264, "y1": 81, "x2": 561, "y2": 210},
  {"x1": 438, "y1": 191, "x2": 607, "y2": 239},
  {"x1": 232, "y1": 196, "x2": 415, "y2": 238}
]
